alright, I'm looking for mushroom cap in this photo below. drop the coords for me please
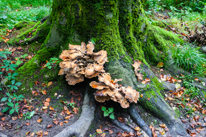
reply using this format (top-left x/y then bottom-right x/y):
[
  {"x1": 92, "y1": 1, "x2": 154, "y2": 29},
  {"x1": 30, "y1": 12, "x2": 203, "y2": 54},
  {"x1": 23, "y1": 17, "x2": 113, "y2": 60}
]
[
  {"x1": 90, "y1": 81, "x2": 108, "y2": 90},
  {"x1": 85, "y1": 63, "x2": 95, "y2": 76},
  {"x1": 86, "y1": 42, "x2": 94, "y2": 55},
  {"x1": 58, "y1": 68, "x2": 65, "y2": 75},
  {"x1": 93, "y1": 50, "x2": 108, "y2": 65},
  {"x1": 124, "y1": 86, "x2": 139, "y2": 103},
  {"x1": 68, "y1": 51, "x2": 83, "y2": 60},
  {"x1": 93, "y1": 63, "x2": 104, "y2": 72},
  {"x1": 65, "y1": 75, "x2": 84, "y2": 85},
  {"x1": 59, "y1": 50, "x2": 70, "y2": 60},
  {"x1": 94, "y1": 95, "x2": 110, "y2": 103}
]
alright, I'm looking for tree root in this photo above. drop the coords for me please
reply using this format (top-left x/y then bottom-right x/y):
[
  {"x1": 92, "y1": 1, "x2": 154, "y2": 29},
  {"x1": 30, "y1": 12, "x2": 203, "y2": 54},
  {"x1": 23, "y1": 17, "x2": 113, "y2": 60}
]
[
  {"x1": 110, "y1": 119, "x2": 135, "y2": 134},
  {"x1": 54, "y1": 86, "x2": 95, "y2": 137},
  {"x1": 128, "y1": 104, "x2": 153, "y2": 137}
]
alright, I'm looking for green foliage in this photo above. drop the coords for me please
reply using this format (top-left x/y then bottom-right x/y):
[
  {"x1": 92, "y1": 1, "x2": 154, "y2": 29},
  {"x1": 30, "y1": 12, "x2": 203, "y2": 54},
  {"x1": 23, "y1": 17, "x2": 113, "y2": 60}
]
[
  {"x1": 180, "y1": 75, "x2": 204, "y2": 100},
  {"x1": 101, "y1": 107, "x2": 115, "y2": 119},
  {"x1": 1, "y1": 93, "x2": 24, "y2": 114},
  {"x1": 67, "y1": 102, "x2": 75, "y2": 108},
  {"x1": 23, "y1": 111, "x2": 35, "y2": 120},
  {"x1": 171, "y1": 44, "x2": 206, "y2": 75},
  {"x1": 45, "y1": 57, "x2": 60, "y2": 69},
  {"x1": 0, "y1": 50, "x2": 22, "y2": 91}
]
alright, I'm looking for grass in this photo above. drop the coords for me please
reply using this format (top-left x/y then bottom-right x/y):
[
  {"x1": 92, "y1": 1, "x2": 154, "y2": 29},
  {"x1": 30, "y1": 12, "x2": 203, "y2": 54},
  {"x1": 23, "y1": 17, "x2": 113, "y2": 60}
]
[
  {"x1": 171, "y1": 44, "x2": 206, "y2": 75},
  {"x1": 0, "y1": 0, "x2": 52, "y2": 31}
]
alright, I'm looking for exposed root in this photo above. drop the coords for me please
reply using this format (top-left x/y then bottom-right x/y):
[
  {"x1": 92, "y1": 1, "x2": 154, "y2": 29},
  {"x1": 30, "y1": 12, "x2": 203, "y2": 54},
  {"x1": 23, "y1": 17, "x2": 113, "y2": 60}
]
[
  {"x1": 128, "y1": 104, "x2": 152, "y2": 137},
  {"x1": 110, "y1": 119, "x2": 135, "y2": 134},
  {"x1": 54, "y1": 86, "x2": 95, "y2": 137}
]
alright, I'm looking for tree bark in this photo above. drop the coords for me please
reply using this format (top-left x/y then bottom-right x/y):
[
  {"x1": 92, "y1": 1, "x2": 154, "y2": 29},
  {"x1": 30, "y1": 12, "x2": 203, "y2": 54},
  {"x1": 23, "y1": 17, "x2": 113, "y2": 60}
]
[{"x1": 16, "y1": 0, "x2": 187, "y2": 136}]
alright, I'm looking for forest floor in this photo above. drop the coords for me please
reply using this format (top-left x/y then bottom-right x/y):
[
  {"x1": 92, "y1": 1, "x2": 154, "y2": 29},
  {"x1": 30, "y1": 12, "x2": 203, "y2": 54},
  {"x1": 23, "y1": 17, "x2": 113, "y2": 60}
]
[{"x1": 0, "y1": 3, "x2": 206, "y2": 137}]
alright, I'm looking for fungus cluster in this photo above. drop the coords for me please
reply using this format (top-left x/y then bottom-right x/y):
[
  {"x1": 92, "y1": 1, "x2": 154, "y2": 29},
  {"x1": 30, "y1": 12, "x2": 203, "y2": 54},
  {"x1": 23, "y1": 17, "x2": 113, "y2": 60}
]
[
  {"x1": 90, "y1": 73, "x2": 139, "y2": 108},
  {"x1": 59, "y1": 42, "x2": 139, "y2": 108},
  {"x1": 58, "y1": 42, "x2": 107, "y2": 85}
]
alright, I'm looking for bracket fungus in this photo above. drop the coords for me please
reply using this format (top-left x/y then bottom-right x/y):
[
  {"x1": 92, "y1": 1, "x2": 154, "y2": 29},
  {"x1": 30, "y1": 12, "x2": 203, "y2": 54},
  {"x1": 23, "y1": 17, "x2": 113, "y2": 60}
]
[
  {"x1": 58, "y1": 42, "x2": 107, "y2": 85},
  {"x1": 90, "y1": 73, "x2": 140, "y2": 108},
  {"x1": 132, "y1": 60, "x2": 144, "y2": 81}
]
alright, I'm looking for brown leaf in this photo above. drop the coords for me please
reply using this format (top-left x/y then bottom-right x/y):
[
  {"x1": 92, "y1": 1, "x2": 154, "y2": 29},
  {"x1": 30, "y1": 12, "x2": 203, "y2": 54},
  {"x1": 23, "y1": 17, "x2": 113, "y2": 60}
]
[
  {"x1": 31, "y1": 90, "x2": 36, "y2": 95},
  {"x1": 136, "y1": 131, "x2": 142, "y2": 136},
  {"x1": 1, "y1": 117, "x2": 6, "y2": 121},
  {"x1": 53, "y1": 118, "x2": 59, "y2": 125},
  {"x1": 64, "y1": 120, "x2": 69, "y2": 123},
  {"x1": 134, "y1": 127, "x2": 140, "y2": 131},
  {"x1": 181, "y1": 119, "x2": 187, "y2": 123},
  {"x1": 12, "y1": 117, "x2": 17, "y2": 121},
  {"x1": 37, "y1": 119, "x2": 42, "y2": 123},
  {"x1": 26, "y1": 131, "x2": 31, "y2": 135},
  {"x1": 44, "y1": 102, "x2": 50, "y2": 107},
  {"x1": 73, "y1": 107, "x2": 78, "y2": 114},
  {"x1": 118, "y1": 117, "x2": 124, "y2": 122},
  {"x1": 47, "y1": 125, "x2": 52, "y2": 128},
  {"x1": 26, "y1": 122, "x2": 30, "y2": 126},
  {"x1": 101, "y1": 133, "x2": 106, "y2": 137},
  {"x1": 96, "y1": 129, "x2": 103, "y2": 134},
  {"x1": 49, "y1": 106, "x2": 54, "y2": 111},
  {"x1": 36, "y1": 130, "x2": 43, "y2": 136},
  {"x1": 44, "y1": 131, "x2": 49, "y2": 136},
  {"x1": 59, "y1": 122, "x2": 64, "y2": 126},
  {"x1": 47, "y1": 82, "x2": 53, "y2": 87},
  {"x1": 190, "y1": 133, "x2": 196, "y2": 137},
  {"x1": 42, "y1": 90, "x2": 47, "y2": 95},
  {"x1": 65, "y1": 116, "x2": 71, "y2": 120},
  {"x1": 109, "y1": 129, "x2": 113, "y2": 134},
  {"x1": 46, "y1": 98, "x2": 51, "y2": 102},
  {"x1": 157, "y1": 62, "x2": 164, "y2": 68},
  {"x1": 159, "y1": 124, "x2": 166, "y2": 128}
]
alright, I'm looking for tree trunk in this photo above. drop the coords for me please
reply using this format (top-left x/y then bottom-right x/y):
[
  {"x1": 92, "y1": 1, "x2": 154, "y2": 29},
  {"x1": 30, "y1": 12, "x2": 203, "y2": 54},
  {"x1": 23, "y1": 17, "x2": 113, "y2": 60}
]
[{"x1": 16, "y1": 0, "x2": 187, "y2": 136}]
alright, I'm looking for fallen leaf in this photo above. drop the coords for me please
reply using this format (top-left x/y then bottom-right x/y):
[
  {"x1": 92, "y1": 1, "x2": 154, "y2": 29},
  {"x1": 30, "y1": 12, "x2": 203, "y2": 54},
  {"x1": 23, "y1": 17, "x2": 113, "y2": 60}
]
[
  {"x1": 53, "y1": 118, "x2": 59, "y2": 125},
  {"x1": 159, "y1": 124, "x2": 166, "y2": 128},
  {"x1": 118, "y1": 117, "x2": 124, "y2": 122},
  {"x1": 47, "y1": 125, "x2": 52, "y2": 128},
  {"x1": 26, "y1": 131, "x2": 31, "y2": 135},
  {"x1": 49, "y1": 106, "x2": 54, "y2": 111},
  {"x1": 36, "y1": 130, "x2": 43, "y2": 136},
  {"x1": 26, "y1": 122, "x2": 30, "y2": 126},
  {"x1": 44, "y1": 102, "x2": 50, "y2": 107},
  {"x1": 96, "y1": 129, "x2": 103, "y2": 134},
  {"x1": 59, "y1": 122, "x2": 63, "y2": 126},
  {"x1": 190, "y1": 132, "x2": 196, "y2": 137},
  {"x1": 134, "y1": 127, "x2": 140, "y2": 131},
  {"x1": 12, "y1": 117, "x2": 17, "y2": 121},
  {"x1": 44, "y1": 132, "x2": 49, "y2": 136},
  {"x1": 65, "y1": 116, "x2": 71, "y2": 120},
  {"x1": 136, "y1": 131, "x2": 142, "y2": 136},
  {"x1": 109, "y1": 129, "x2": 113, "y2": 134},
  {"x1": 157, "y1": 62, "x2": 164, "y2": 68},
  {"x1": 37, "y1": 119, "x2": 42, "y2": 123},
  {"x1": 101, "y1": 133, "x2": 106, "y2": 137},
  {"x1": 31, "y1": 91, "x2": 36, "y2": 95},
  {"x1": 1, "y1": 117, "x2": 5, "y2": 121},
  {"x1": 42, "y1": 90, "x2": 47, "y2": 95},
  {"x1": 73, "y1": 107, "x2": 78, "y2": 114},
  {"x1": 30, "y1": 132, "x2": 35, "y2": 136},
  {"x1": 47, "y1": 82, "x2": 53, "y2": 87},
  {"x1": 46, "y1": 98, "x2": 51, "y2": 102},
  {"x1": 42, "y1": 106, "x2": 48, "y2": 109},
  {"x1": 64, "y1": 120, "x2": 68, "y2": 123}
]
